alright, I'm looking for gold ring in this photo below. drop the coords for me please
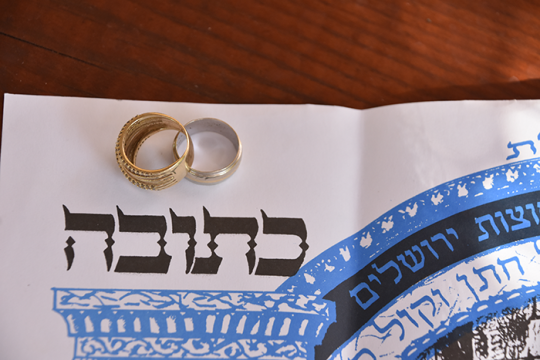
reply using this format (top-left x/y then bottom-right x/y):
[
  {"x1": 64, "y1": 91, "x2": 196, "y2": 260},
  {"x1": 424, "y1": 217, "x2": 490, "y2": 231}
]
[
  {"x1": 115, "y1": 113, "x2": 194, "y2": 190},
  {"x1": 173, "y1": 117, "x2": 242, "y2": 184}
]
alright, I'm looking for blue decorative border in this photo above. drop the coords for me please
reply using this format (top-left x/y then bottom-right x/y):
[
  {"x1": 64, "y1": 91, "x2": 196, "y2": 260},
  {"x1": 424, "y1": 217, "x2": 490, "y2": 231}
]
[
  {"x1": 280, "y1": 158, "x2": 540, "y2": 296},
  {"x1": 53, "y1": 289, "x2": 335, "y2": 359}
]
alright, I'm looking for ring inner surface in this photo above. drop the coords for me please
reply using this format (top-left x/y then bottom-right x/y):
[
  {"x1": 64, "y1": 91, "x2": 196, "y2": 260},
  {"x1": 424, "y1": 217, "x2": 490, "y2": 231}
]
[
  {"x1": 124, "y1": 116, "x2": 184, "y2": 167},
  {"x1": 185, "y1": 118, "x2": 240, "y2": 150}
]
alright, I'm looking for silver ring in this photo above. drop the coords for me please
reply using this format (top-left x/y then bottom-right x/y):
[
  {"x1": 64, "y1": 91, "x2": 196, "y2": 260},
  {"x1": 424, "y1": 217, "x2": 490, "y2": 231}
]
[{"x1": 173, "y1": 117, "x2": 242, "y2": 184}]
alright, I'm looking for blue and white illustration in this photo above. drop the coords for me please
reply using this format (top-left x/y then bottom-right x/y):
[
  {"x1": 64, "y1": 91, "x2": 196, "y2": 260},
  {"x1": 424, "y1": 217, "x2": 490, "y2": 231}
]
[
  {"x1": 53, "y1": 290, "x2": 334, "y2": 359},
  {"x1": 280, "y1": 155, "x2": 540, "y2": 359},
  {"x1": 55, "y1": 151, "x2": 540, "y2": 359}
]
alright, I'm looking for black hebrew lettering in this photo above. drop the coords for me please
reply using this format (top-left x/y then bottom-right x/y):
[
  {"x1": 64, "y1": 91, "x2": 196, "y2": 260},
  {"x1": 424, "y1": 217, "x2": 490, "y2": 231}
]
[
  {"x1": 63, "y1": 205, "x2": 115, "y2": 271},
  {"x1": 316, "y1": 190, "x2": 540, "y2": 360},
  {"x1": 254, "y1": 210, "x2": 308, "y2": 277},
  {"x1": 64, "y1": 237, "x2": 75, "y2": 270},
  {"x1": 64, "y1": 206, "x2": 308, "y2": 276},
  {"x1": 191, "y1": 207, "x2": 258, "y2": 274},
  {"x1": 169, "y1": 209, "x2": 197, "y2": 274},
  {"x1": 114, "y1": 207, "x2": 171, "y2": 273}
]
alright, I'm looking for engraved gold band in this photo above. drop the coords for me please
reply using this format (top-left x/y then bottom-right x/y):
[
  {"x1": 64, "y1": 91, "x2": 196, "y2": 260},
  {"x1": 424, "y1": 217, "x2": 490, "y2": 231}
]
[
  {"x1": 173, "y1": 117, "x2": 242, "y2": 184},
  {"x1": 115, "y1": 113, "x2": 194, "y2": 190}
]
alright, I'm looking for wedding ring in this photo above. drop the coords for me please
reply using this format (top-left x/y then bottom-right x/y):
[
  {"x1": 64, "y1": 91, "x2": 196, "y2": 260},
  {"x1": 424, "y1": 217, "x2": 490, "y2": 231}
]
[
  {"x1": 115, "y1": 113, "x2": 194, "y2": 190},
  {"x1": 174, "y1": 117, "x2": 242, "y2": 184}
]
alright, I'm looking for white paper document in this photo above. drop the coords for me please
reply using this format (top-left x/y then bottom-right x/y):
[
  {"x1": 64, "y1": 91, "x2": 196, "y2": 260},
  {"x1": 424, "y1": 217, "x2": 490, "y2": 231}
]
[{"x1": 1, "y1": 94, "x2": 540, "y2": 359}]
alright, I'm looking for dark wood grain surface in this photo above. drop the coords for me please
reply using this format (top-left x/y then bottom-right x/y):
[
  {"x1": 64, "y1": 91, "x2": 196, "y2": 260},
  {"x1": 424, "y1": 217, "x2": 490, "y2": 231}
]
[{"x1": 2, "y1": 0, "x2": 540, "y2": 146}]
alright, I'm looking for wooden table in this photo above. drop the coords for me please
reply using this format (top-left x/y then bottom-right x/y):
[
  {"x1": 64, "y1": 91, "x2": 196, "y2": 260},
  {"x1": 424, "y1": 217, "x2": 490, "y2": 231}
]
[{"x1": 2, "y1": 0, "x2": 540, "y2": 144}]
